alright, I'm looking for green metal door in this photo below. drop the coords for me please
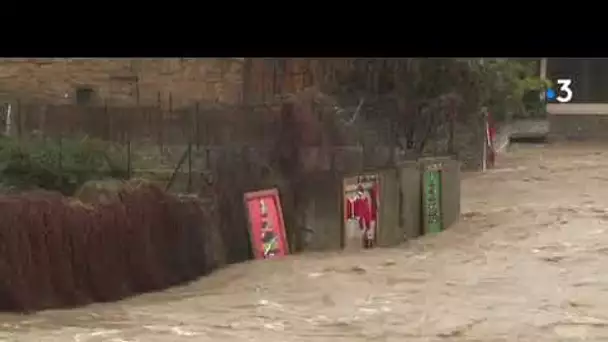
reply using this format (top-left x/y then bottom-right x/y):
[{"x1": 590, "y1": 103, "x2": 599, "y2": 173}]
[{"x1": 422, "y1": 166, "x2": 443, "y2": 234}]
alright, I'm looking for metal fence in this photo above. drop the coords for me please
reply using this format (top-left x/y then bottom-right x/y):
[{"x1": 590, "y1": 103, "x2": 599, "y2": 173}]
[{"x1": 0, "y1": 92, "x2": 405, "y2": 194}]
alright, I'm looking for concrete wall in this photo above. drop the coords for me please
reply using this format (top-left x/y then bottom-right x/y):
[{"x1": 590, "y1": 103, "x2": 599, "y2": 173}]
[
  {"x1": 376, "y1": 169, "x2": 402, "y2": 247},
  {"x1": 440, "y1": 158, "x2": 461, "y2": 230},
  {"x1": 297, "y1": 173, "x2": 343, "y2": 251},
  {"x1": 274, "y1": 156, "x2": 462, "y2": 252},
  {"x1": 297, "y1": 168, "x2": 405, "y2": 251},
  {"x1": 399, "y1": 161, "x2": 422, "y2": 241},
  {"x1": 548, "y1": 103, "x2": 608, "y2": 141},
  {"x1": 398, "y1": 157, "x2": 461, "y2": 241},
  {"x1": 0, "y1": 58, "x2": 243, "y2": 108}
]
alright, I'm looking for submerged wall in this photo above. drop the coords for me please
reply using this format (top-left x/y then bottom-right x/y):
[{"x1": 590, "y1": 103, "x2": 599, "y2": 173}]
[{"x1": 548, "y1": 103, "x2": 608, "y2": 142}]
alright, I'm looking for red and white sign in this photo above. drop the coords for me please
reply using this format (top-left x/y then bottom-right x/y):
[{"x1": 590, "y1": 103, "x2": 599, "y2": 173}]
[
  {"x1": 343, "y1": 174, "x2": 380, "y2": 249},
  {"x1": 244, "y1": 189, "x2": 289, "y2": 260}
]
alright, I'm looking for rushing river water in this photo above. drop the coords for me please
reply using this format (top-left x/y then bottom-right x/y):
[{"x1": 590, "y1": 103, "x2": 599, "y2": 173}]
[{"x1": 3, "y1": 143, "x2": 608, "y2": 341}]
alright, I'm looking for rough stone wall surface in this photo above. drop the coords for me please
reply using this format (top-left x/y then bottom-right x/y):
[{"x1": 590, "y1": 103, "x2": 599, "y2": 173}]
[
  {"x1": 549, "y1": 114, "x2": 608, "y2": 142},
  {"x1": 0, "y1": 58, "x2": 243, "y2": 108},
  {"x1": 245, "y1": 59, "x2": 351, "y2": 104}
]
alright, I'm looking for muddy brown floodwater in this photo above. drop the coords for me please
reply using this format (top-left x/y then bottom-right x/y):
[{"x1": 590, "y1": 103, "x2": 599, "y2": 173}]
[{"x1": 5, "y1": 143, "x2": 608, "y2": 341}]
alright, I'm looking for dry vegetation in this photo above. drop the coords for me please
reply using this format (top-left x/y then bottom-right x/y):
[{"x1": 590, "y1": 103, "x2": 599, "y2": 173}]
[{"x1": 0, "y1": 180, "x2": 217, "y2": 312}]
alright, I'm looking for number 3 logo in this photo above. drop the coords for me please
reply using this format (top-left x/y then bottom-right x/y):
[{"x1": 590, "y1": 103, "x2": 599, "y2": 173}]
[{"x1": 556, "y1": 79, "x2": 573, "y2": 103}]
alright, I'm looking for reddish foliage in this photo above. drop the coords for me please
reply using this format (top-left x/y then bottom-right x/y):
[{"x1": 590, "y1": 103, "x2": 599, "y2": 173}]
[{"x1": 0, "y1": 182, "x2": 212, "y2": 312}]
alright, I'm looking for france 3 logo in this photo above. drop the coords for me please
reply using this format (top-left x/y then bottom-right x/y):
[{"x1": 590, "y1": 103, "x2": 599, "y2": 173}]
[{"x1": 546, "y1": 79, "x2": 573, "y2": 103}]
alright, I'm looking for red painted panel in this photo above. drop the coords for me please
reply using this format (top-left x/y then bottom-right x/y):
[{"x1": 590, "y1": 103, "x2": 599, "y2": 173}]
[{"x1": 244, "y1": 189, "x2": 289, "y2": 260}]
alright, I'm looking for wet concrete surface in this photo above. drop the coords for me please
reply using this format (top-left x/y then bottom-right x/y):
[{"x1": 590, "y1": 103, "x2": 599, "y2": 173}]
[{"x1": 4, "y1": 143, "x2": 608, "y2": 341}]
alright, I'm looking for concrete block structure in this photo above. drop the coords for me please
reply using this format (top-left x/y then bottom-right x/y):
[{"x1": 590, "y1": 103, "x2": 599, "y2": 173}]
[{"x1": 545, "y1": 58, "x2": 608, "y2": 141}]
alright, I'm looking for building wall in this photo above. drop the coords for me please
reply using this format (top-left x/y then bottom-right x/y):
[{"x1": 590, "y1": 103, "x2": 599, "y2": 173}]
[
  {"x1": 0, "y1": 58, "x2": 244, "y2": 108},
  {"x1": 548, "y1": 103, "x2": 608, "y2": 141},
  {"x1": 547, "y1": 58, "x2": 608, "y2": 103},
  {"x1": 243, "y1": 59, "x2": 350, "y2": 104}
]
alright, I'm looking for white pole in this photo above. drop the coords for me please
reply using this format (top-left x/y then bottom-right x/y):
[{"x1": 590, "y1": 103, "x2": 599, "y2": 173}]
[
  {"x1": 482, "y1": 119, "x2": 487, "y2": 172},
  {"x1": 5, "y1": 103, "x2": 11, "y2": 136}
]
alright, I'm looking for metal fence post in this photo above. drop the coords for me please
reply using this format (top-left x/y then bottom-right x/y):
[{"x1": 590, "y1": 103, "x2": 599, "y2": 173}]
[
  {"x1": 157, "y1": 91, "x2": 164, "y2": 156},
  {"x1": 187, "y1": 140, "x2": 192, "y2": 193},
  {"x1": 195, "y1": 102, "x2": 200, "y2": 151}
]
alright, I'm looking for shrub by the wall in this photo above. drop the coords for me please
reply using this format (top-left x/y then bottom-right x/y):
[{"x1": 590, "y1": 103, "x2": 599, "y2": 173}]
[{"x1": 0, "y1": 136, "x2": 128, "y2": 195}]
